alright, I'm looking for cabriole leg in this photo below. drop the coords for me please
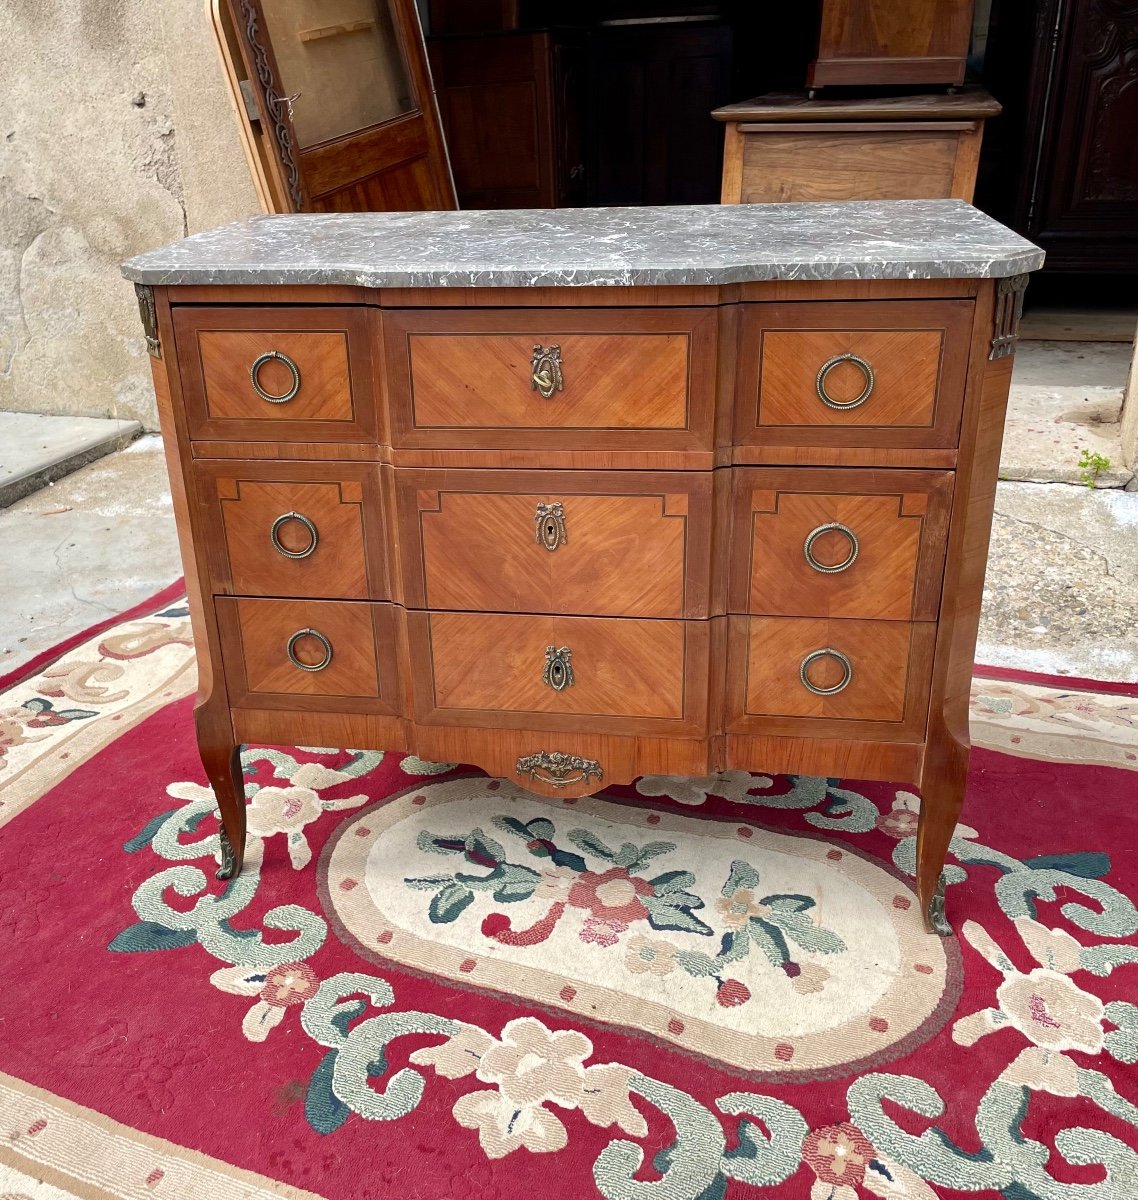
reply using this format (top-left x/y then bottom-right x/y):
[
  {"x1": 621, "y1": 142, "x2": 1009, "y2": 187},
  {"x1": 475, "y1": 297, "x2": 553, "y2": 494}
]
[
  {"x1": 195, "y1": 705, "x2": 245, "y2": 881},
  {"x1": 916, "y1": 721, "x2": 969, "y2": 936}
]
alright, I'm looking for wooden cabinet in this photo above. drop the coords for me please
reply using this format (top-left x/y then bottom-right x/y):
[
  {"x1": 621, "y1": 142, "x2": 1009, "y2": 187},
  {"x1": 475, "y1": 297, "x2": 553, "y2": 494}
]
[
  {"x1": 127, "y1": 204, "x2": 1039, "y2": 936},
  {"x1": 809, "y1": 0, "x2": 975, "y2": 88},
  {"x1": 990, "y1": 0, "x2": 1138, "y2": 274},
  {"x1": 715, "y1": 89, "x2": 1001, "y2": 206},
  {"x1": 428, "y1": 30, "x2": 585, "y2": 209}
]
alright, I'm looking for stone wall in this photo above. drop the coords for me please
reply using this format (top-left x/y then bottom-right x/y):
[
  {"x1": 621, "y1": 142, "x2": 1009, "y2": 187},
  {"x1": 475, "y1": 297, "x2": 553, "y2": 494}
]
[{"x1": 0, "y1": 0, "x2": 259, "y2": 430}]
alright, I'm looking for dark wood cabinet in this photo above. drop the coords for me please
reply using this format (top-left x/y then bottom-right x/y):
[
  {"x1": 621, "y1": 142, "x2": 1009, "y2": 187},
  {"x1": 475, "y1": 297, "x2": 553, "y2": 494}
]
[
  {"x1": 1010, "y1": 0, "x2": 1138, "y2": 273},
  {"x1": 429, "y1": 31, "x2": 585, "y2": 208},
  {"x1": 585, "y1": 20, "x2": 733, "y2": 206}
]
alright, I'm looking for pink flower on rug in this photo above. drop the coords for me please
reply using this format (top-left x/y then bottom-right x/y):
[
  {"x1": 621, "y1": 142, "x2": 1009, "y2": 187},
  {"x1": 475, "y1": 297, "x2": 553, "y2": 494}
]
[
  {"x1": 567, "y1": 867, "x2": 652, "y2": 925},
  {"x1": 802, "y1": 1121, "x2": 875, "y2": 1189},
  {"x1": 579, "y1": 915, "x2": 628, "y2": 947},
  {"x1": 260, "y1": 962, "x2": 319, "y2": 1008},
  {"x1": 877, "y1": 791, "x2": 978, "y2": 840},
  {"x1": 210, "y1": 962, "x2": 320, "y2": 1043},
  {"x1": 953, "y1": 919, "x2": 1110, "y2": 1063}
]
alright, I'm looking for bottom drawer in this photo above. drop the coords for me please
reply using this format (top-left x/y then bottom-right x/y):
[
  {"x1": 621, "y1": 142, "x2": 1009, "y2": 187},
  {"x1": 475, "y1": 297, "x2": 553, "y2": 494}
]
[
  {"x1": 216, "y1": 597, "x2": 402, "y2": 713},
  {"x1": 408, "y1": 611, "x2": 714, "y2": 737},
  {"x1": 726, "y1": 616, "x2": 935, "y2": 739}
]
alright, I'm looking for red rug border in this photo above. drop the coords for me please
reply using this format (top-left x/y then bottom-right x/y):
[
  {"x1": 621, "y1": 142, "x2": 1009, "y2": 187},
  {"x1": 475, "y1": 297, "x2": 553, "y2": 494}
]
[
  {"x1": 971, "y1": 663, "x2": 1138, "y2": 697},
  {"x1": 0, "y1": 578, "x2": 187, "y2": 693}
]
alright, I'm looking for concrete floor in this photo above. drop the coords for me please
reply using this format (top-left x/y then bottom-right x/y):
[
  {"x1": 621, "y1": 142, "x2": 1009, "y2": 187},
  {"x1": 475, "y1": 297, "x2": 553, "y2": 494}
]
[
  {"x1": 1, "y1": 339, "x2": 1136, "y2": 683},
  {"x1": 0, "y1": 437, "x2": 182, "y2": 674}
]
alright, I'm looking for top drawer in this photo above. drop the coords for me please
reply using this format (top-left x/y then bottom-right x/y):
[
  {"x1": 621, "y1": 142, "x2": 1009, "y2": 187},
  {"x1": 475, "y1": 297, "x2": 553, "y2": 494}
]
[
  {"x1": 382, "y1": 308, "x2": 718, "y2": 452},
  {"x1": 172, "y1": 307, "x2": 377, "y2": 442},
  {"x1": 737, "y1": 299, "x2": 974, "y2": 450}
]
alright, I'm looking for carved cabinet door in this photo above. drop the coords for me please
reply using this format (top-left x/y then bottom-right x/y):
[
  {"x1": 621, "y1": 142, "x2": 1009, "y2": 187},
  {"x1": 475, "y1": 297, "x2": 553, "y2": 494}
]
[
  {"x1": 1018, "y1": 0, "x2": 1138, "y2": 271},
  {"x1": 222, "y1": 0, "x2": 456, "y2": 212}
]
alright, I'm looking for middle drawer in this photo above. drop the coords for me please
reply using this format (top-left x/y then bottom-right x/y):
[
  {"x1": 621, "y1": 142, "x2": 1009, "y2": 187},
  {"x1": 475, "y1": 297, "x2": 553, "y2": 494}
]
[
  {"x1": 394, "y1": 469, "x2": 716, "y2": 618},
  {"x1": 407, "y1": 611, "x2": 713, "y2": 737}
]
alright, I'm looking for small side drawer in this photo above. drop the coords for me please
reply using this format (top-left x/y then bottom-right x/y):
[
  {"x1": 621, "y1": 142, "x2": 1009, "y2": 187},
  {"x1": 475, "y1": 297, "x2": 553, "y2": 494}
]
[
  {"x1": 173, "y1": 307, "x2": 377, "y2": 441},
  {"x1": 729, "y1": 467, "x2": 953, "y2": 621},
  {"x1": 216, "y1": 598, "x2": 401, "y2": 713},
  {"x1": 736, "y1": 299, "x2": 973, "y2": 449},
  {"x1": 408, "y1": 611, "x2": 713, "y2": 737},
  {"x1": 394, "y1": 468, "x2": 715, "y2": 618},
  {"x1": 726, "y1": 616, "x2": 934, "y2": 739},
  {"x1": 383, "y1": 307, "x2": 717, "y2": 452},
  {"x1": 196, "y1": 461, "x2": 387, "y2": 600}
]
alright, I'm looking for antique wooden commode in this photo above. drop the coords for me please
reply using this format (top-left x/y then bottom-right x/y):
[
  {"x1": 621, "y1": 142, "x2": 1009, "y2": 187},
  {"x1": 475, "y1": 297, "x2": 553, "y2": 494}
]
[{"x1": 122, "y1": 201, "x2": 1043, "y2": 934}]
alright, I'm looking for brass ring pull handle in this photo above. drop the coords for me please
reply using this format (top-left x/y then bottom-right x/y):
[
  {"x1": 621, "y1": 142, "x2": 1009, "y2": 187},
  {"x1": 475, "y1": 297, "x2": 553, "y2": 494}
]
[
  {"x1": 270, "y1": 511, "x2": 319, "y2": 559},
  {"x1": 516, "y1": 751, "x2": 603, "y2": 790},
  {"x1": 799, "y1": 647, "x2": 853, "y2": 696},
  {"x1": 803, "y1": 522, "x2": 859, "y2": 574},
  {"x1": 286, "y1": 627, "x2": 333, "y2": 672},
  {"x1": 543, "y1": 645, "x2": 574, "y2": 691},
  {"x1": 815, "y1": 352, "x2": 875, "y2": 410},
  {"x1": 250, "y1": 350, "x2": 302, "y2": 404},
  {"x1": 531, "y1": 344, "x2": 564, "y2": 399},
  {"x1": 535, "y1": 501, "x2": 567, "y2": 551}
]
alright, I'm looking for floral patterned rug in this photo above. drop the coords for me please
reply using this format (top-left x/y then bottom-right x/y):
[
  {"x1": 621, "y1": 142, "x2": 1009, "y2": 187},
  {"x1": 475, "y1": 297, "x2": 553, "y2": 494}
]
[{"x1": 1, "y1": 585, "x2": 1137, "y2": 1200}]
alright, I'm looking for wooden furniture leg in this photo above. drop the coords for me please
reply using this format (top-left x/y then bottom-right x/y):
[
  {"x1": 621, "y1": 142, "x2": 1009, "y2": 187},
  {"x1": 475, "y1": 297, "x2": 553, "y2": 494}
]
[
  {"x1": 916, "y1": 710, "x2": 969, "y2": 935},
  {"x1": 195, "y1": 693, "x2": 246, "y2": 880}
]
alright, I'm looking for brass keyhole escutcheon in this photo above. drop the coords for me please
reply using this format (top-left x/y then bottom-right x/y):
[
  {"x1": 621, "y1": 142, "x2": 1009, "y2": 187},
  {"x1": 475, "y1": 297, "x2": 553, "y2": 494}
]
[
  {"x1": 535, "y1": 501, "x2": 567, "y2": 551},
  {"x1": 543, "y1": 645, "x2": 574, "y2": 691},
  {"x1": 531, "y1": 344, "x2": 564, "y2": 399}
]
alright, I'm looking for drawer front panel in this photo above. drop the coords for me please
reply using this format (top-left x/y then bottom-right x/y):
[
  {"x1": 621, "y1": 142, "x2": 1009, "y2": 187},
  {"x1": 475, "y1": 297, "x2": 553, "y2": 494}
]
[
  {"x1": 737, "y1": 299, "x2": 973, "y2": 449},
  {"x1": 737, "y1": 126, "x2": 964, "y2": 205},
  {"x1": 384, "y1": 308, "x2": 717, "y2": 450},
  {"x1": 197, "y1": 462, "x2": 385, "y2": 599},
  {"x1": 409, "y1": 611, "x2": 712, "y2": 736},
  {"x1": 217, "y1": 598, "x2": 401, "y2": 712},
  {"x1": 396, "y1": 468, "x2": 714, "y2": 617},
  {"x1": 731, "y1": 468, "x2": 952, "y2": 621},
  {"x1": 726, "y1": 616, "x2": 934, "y2": 739},
  {"x1": 173, "y1": 307, "x2": 376, "y2": 441}
]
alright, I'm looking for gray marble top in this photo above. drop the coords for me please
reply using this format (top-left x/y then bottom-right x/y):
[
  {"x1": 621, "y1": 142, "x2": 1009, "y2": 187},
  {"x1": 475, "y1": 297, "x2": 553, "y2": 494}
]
[{"x1": 121, "y1": 201, "x2": 1043, "y2": 289}]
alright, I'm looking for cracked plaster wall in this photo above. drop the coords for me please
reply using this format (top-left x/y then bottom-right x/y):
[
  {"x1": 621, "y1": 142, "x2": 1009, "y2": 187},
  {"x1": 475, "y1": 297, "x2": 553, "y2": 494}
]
[{"x1": 0, "y1": 0, "x2": 259, "y2": 429}]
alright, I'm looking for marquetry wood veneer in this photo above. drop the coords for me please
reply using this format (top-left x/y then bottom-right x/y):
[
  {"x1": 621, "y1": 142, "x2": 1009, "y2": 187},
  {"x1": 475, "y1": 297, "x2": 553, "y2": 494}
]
[{"x1": 143, "y1": 272, "x2": 1024, "y2": 935}]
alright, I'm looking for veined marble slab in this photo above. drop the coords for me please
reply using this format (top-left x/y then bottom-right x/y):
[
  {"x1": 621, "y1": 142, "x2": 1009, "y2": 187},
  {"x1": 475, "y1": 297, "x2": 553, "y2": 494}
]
[{"x1": 121, "y1": 200, "x2": 1043, "y2": 289}]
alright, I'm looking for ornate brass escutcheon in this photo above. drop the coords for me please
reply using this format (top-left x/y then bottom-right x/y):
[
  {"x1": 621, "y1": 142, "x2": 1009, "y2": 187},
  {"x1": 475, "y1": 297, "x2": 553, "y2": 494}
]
[
  {"x1": 535, "y1": 501, "x2": 567, "y2": 551},
  {"x1": 543, "y1": 645, "x2": 574, "y2": 691},
  {"x1": 516, "y1": 751, "x2": 603, "y2": 790},
  {"x1": 531, "y1": 344, "x2": 564, "y2": 398}
]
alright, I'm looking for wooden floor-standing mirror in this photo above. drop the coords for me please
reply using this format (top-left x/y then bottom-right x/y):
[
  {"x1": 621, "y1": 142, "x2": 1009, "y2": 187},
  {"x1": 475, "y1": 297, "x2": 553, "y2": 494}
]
[{"x1": 211, "y1": 0, "x2": 456, "y2": 212}]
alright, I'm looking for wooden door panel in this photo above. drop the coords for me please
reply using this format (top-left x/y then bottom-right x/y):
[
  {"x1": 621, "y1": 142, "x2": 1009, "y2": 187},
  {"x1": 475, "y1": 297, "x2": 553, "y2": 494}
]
[
  {"x1": 384, "y1": 307, "x2": 717, "y2": 451},
  {"x1": 395, "y1": 468, "x2": 713, "y2": 617},
  {"x1": 223, "y1": 0, "x2": 455, "y2": 213},
  {"x1": 737, "y1": 299, "x2": 973, "y2": 449},
  {"x1": 730, "y1": 467, "x2": 953, "y2": 620},
  {"x1": 195, "y1": 460, "x2": 386, "y2": 599},
  {"x1": 217, "y1": 597, "x2": 402, "y2": 713},
  {"x1": 173, "y1": 306, "x2": 377, "y2": 441},
  {"x1": 409, "y1": 611, "x2": 712, "y2": 736},
  {"x1": 726, "y1": 615, "x2": 935, "y2": 740}
]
